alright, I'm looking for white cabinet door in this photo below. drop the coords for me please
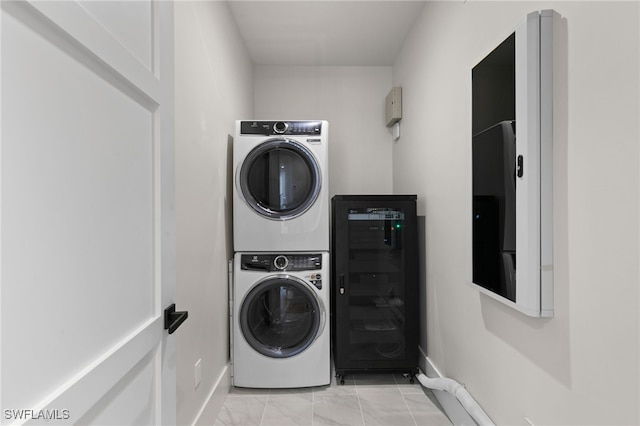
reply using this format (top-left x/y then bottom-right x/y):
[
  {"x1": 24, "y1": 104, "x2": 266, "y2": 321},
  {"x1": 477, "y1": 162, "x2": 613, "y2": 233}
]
[{"x1": 0, "y1": 1, "x2": 177, "y2": 424}]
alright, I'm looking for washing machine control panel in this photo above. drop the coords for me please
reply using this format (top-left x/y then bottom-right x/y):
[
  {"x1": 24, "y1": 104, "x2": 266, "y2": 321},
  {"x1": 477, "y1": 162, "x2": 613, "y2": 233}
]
[
  {"x1": 240, "y1": 254, "x2": 322, "y2": 271},
  {"x1": 240, "y1": 254, "x2": 323, "y2": 289},
  {"x1": 240, "y1": 121, "x2": 322, "y2": 136}
]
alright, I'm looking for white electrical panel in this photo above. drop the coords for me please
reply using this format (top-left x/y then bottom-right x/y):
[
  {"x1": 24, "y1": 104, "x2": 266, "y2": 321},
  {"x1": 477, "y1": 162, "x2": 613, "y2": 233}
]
[{"x1": 386, "y1": 87, "x2": 402, "y2": 127}]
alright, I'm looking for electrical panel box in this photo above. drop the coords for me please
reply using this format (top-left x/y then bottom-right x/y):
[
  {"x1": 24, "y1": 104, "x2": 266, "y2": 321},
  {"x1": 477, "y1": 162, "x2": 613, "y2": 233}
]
[{"x1": 386, "y1": 87, "x2": 402, "y2": 127}]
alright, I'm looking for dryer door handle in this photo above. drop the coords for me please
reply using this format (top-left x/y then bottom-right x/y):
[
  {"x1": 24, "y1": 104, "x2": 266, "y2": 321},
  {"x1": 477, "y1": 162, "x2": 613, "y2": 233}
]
[{"x1": 339, "y1": 274, "x2": 346, "y2": 295}]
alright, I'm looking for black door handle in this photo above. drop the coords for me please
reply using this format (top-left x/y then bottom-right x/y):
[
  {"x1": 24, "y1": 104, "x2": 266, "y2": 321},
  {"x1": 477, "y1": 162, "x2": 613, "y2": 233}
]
[
  {"x1": 164, "y1": 304, "x2": 188, "y2": 334},
  {"x1": 517, "y1": 155, "x2": 524, "y2": 178}
]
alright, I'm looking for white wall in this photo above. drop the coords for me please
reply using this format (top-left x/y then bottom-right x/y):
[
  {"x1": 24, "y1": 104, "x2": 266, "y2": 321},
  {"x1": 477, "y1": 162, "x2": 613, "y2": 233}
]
[
  {"x1": 254, "y1": 66, "x2": 394, "y2": 196},
  {"x1": 174, "y1": 2, "x2": 253, "y2": 425},
  {"x1": 393, "y1": 1, "x2": 639, "y2": 424}
]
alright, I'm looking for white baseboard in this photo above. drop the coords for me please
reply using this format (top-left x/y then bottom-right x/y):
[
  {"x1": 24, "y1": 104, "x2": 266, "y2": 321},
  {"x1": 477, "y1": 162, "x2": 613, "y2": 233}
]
[
  {"x1": 418, "y1": 347, "x2": 478, "y2": 426},
  {"x1": 192, "y1": 363, "x2": 231, "y2": 426}
]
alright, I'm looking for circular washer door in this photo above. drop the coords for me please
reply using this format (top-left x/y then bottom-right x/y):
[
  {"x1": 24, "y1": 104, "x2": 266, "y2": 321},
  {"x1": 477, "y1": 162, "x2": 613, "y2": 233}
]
[
  {"x1": 240, "y1": 275, "x2": 323, "y2": 358},
  {"x1": 239, "y1": 138, "x2": 321, "y2": 220}
]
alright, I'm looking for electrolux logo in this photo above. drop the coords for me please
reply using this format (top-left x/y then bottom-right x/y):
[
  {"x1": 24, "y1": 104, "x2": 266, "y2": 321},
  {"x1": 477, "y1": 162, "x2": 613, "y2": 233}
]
[{"x1": 4, "y1": 408, "x2": 70, "y2": 421}]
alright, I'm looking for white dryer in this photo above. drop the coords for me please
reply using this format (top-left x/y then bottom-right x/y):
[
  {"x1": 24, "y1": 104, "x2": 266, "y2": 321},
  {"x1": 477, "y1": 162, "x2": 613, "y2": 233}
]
[
  {"x1": 232, "y1": 252, "x2": 330, "y2": 388},
  {"x1": 233, "y1": 120, "x2": 329, "y2": 252}
]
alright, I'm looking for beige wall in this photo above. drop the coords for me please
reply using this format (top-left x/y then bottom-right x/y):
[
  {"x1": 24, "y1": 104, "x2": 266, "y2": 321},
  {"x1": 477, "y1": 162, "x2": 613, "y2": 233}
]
[
  {"x1": 254, "y1": 65, "x2": 394, "y2": 197},
  {"x1": 174, "y1": 2, "x2": 253, "y2": 424},
  {"x1": 393, "y1": 1, "x2": 639, "y2": 424}
]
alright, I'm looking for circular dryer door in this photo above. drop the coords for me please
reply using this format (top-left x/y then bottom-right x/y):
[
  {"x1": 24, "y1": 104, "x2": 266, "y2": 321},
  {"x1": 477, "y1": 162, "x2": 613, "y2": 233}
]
[
  {"x1": 240, "y1": 275, "x2": 323, "y2": 358},
  {"x1": 239, "y1": 138, "x2": 321, "y2": 220}
]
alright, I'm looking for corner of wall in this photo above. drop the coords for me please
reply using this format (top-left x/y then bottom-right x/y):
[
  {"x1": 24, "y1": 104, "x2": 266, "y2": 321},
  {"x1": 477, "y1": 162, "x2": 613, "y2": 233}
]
[
  {"x1": 174, "y1": 1, "x2": 253, "y2": 425},
  {"x1": 418, "y1": 347, "x2": 477, "y2": 426},
  {"x1": 192, "y1": 364, "x2": 231, "y2": 426}
]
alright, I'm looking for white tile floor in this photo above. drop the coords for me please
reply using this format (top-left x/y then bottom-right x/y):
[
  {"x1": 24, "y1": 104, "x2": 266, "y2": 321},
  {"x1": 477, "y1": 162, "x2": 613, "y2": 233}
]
[{"x1": 215, "y1": 373, "x2": 452, "y2": 426}]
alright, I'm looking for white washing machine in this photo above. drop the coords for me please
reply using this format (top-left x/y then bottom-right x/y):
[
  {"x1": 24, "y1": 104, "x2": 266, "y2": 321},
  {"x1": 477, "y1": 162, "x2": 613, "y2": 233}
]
[
  {"x1": 233, "y1": 120, "x2": 329, "y2": 252},
  {"x1": 232, "y1": 252, "x2": 330, "y2": 388}
]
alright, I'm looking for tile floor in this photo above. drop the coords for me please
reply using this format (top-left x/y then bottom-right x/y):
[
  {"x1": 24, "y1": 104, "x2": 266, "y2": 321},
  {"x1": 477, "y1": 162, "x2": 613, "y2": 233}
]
[{"x1": 215, "y1": 373, "x2": 452, "y2": 426}]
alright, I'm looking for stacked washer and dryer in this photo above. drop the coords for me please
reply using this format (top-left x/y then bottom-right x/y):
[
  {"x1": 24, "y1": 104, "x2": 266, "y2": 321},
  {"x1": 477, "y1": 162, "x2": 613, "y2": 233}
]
[{"x1": 231, "y1": 120, "x2": 331, "y2": 388}]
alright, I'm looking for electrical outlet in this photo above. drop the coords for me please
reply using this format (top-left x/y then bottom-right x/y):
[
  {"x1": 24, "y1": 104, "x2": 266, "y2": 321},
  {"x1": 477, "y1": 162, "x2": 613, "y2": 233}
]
[{"x1": 194, "y1": 359, "x2": 202, "y2": 389}]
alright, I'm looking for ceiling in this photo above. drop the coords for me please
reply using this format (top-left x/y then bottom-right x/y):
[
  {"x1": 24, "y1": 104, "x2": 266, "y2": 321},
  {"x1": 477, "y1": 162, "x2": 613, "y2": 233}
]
[{"x1": 227, "y1": 1, "x2": 427, "y2": 66}]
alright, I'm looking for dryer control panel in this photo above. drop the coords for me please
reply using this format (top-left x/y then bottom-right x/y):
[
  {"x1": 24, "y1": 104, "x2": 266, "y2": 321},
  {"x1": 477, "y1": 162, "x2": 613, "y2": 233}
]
[{"x1": 240, "y1": 120, "x2": 322, "y2": 136}]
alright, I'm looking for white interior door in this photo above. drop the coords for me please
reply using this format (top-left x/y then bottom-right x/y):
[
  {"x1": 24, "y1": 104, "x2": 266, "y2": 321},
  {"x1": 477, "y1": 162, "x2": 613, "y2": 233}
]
[{"x1": 0, "y1": 1, "x2": 177, "y2": 424}]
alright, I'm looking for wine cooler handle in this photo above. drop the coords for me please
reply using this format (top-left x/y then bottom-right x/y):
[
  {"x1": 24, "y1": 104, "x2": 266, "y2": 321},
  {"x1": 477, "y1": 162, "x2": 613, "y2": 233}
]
[{"x1": 339, "y1": 274, "x2": 345, "y2": 295}]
